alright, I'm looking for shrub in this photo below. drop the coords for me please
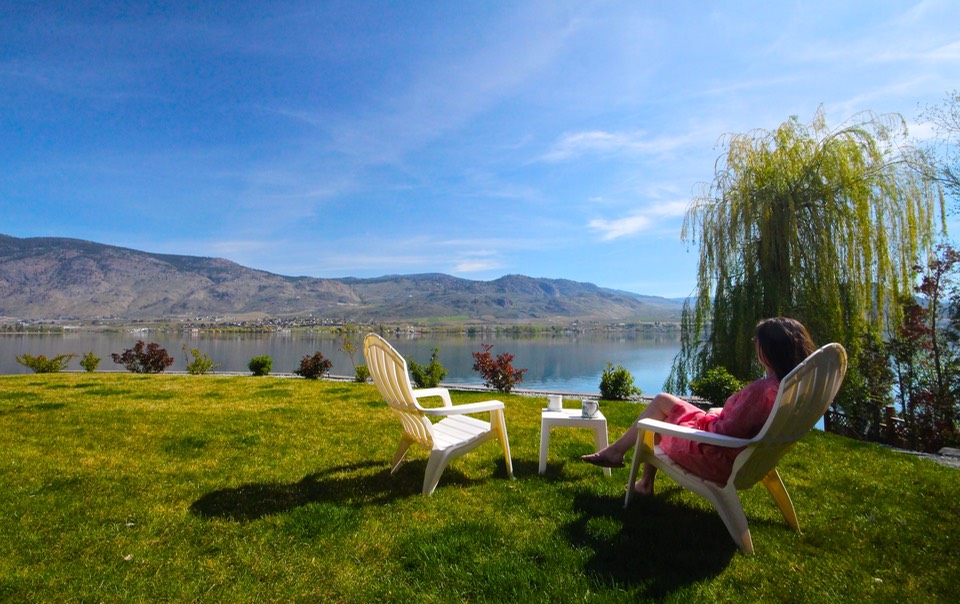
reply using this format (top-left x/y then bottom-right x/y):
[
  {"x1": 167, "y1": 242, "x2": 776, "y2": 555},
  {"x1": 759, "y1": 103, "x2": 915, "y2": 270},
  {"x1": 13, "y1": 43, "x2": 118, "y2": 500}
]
[
  {"x1": 354, "y1": 364, "x2": 370, "y2": 383},
  {"x1": 407, "y1": 348, "x2": 447, "y2": 388},
  {"x1": 294, "y1": 352, "x2": 332, "y2": 380},
  {"x1": 690, "y1": 366, "x2": 746, "y2": 406},
  {"x1": 599, "y1": 362, "x2": 642, "y2": 400},
  {"x1": 183, "y1": 345, "x2": 218, "y2": 375},
  {"x1": 248, "y1": 355, "x2": 272, "y2": 377},
  {"x1": 472, "y1": 344, "x2": 527, "y2": 393},
  {"x1": 16, "y1": 353, "x2": 76, "y2": 373},
  {"x1": 79, "y1": 351, "x2": 101, "y2": 372},
  {"x1": 111, "y1": 341, "x2": 174, "y2": 374}
]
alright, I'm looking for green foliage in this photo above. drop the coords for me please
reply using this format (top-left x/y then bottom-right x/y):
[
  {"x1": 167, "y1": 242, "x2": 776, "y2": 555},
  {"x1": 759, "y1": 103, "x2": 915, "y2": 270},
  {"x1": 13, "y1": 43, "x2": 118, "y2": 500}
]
[
  {"x1": 111, "y1": 341, "x2": 174, "y2": 374},
  {"x1": 354, "y1": 364, "x2": 370, "y2": 383},
  {"x1": 15, "y1": 352, "x2": 76, "y2": 373},
  {"x1": 598, "y1": 362, "x2": 642, "y2": 400},
  {"x1": 182, "y1": 345, "x2": 218, "y2": 375},
  {"x1": 689, "y1": 366, "x2": 746, "y2": 406},
  {"x1": 407, "y1": 347, "x2": 447, "y2": 388},
  {"x1": 294, "y1": 352, "x2": 332, "y2": 380},
  {"x1": 836, "y1": 331, "x2": 896, "y2": 438},
  {"x1": 79, "y1": 351, "x2": 100, "y2": 372},
  {"x1": 248, "y1": 355, "x2": 272, "y2": 377},
  {"x1": 669, "y1": 107, "x2": 943, "y2": 394},
  {"x1": 471, "y1": 343, "x2": 526, "y2": 393}
]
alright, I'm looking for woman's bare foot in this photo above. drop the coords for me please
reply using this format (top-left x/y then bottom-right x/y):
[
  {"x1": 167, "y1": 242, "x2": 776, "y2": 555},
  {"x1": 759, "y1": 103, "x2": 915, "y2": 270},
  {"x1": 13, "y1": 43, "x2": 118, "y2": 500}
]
[
  {"x1": 630, "y1": 480, "x2": 654, "y2": 497},
  {"x1": 580, "y1": 450, "x2": 624, "y2": 468}
]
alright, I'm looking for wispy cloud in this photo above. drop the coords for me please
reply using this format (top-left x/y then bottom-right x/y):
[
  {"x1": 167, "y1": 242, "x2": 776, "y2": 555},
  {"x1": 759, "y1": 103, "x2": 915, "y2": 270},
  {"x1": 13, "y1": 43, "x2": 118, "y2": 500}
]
[
  {"x1": 294, "y1": 5, "x2": 582, "y2": 168},
  {"x1": 540, "y1": 130, "x2": 695, "y2": 162},
  {"x1": 589, "y1": 214, "x2": 651, "y2": 240},
  {"x1": 588, "y1": 199, "x2": 690, "y2": 241},
  {"x1": 453, "y1": 258, "x2": 503, "y2": 273}
]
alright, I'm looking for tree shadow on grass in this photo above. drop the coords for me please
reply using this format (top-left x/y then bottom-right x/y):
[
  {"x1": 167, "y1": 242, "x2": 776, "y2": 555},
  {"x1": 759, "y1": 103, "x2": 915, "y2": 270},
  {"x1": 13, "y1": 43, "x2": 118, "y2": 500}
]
[
  {"x1": 189, "y1": 460, "x2": 479, "y2": 521},
  {"x1": 563, "y1": 488, "x2": 737, "y2": 598}
]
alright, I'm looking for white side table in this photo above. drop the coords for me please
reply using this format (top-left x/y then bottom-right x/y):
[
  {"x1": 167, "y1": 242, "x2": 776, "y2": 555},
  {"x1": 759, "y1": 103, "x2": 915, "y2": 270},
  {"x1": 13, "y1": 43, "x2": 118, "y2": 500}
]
[{"x1": 539, "y1": 408, "x2": 611, "y2": 476}]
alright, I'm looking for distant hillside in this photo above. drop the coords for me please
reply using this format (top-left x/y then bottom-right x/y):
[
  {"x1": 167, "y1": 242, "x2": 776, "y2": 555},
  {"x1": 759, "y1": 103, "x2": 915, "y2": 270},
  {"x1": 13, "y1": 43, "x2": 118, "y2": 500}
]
[{"x1": 0, "y1": 235, "x2": 684, "y2": 323}]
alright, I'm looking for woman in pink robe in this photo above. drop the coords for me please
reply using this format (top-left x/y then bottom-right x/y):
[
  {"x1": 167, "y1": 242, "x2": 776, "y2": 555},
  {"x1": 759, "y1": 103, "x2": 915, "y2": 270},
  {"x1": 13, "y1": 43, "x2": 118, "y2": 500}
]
[{"x1": 581, "y1": 317, "x2": 816, "y2": 493}]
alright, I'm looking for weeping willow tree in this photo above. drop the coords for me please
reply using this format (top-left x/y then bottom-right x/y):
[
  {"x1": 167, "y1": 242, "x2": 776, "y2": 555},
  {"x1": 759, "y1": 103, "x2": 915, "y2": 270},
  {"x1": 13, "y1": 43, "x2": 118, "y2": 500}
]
[{"x1": 667, "y1": 107, "x2": 944, "y2": 397}]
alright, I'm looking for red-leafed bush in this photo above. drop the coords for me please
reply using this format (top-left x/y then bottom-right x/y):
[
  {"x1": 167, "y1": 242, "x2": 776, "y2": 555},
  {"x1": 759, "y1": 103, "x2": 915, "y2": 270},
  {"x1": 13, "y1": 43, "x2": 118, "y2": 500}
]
[
  {"x1": 294, "y1": 352, "x2": 332, "y2": 380},
  {"x1": 111, "y1": 341, "x2": 174, "y2": 374},
  {"x1": 471, "y1": 344, "x2": 526, "y2": 393}
]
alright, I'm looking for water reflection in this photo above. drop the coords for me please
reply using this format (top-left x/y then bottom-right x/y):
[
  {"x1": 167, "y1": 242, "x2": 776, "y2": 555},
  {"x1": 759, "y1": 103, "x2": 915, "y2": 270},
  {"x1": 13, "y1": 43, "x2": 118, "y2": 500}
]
[{"x1": 0, "y1": 331, "x2": 681, "y2": 395}]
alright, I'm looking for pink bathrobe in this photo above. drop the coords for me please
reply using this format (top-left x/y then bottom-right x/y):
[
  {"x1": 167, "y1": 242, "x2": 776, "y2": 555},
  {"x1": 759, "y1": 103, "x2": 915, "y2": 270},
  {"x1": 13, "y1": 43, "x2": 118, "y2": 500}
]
[{"x1": 659, "y1": 377, "x2": 780, "y2": 484}]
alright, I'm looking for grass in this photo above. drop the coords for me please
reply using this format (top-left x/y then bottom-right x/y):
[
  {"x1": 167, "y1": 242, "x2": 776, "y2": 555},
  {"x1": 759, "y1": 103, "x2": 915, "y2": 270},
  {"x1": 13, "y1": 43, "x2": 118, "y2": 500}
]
[{"x1": 0, "y1": 373, "x2": 958, "y2": 603}]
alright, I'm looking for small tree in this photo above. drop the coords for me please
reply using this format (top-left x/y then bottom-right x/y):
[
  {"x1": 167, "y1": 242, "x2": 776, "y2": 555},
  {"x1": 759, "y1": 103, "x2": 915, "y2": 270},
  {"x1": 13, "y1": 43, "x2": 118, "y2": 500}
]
[
  {"x1": 354, "y1": 364, "x2": 370, "y2": 383},
  {"x1": 79, "y1": 351, "x2": 101, "y2": 372},
  {"x1": 16, "y1": 353, "x2": 76, "y2": 373},
  {"x1": 111, "y1": 341, "x2": 173, "y2": 374},
  {"x1": 889, "y1": 244, "x2": 960, "y2": 451},
  {"x1": 472, "y1": 344, "x2": 527, "y2": 393},
  {"x1": 182, "y1": 344, "x2": 218, "y2": 375},
  {"x1": 339, "y1": 331, "x2": 361, "y2": 374},
  {"x1": 294, "y1": 352, "x2": 332, "y2": 380},
  {"x1": 248, "y1": 355, "x2": 272, "y2": 377},
  {"x1": 407, "y1": 348, "x2": 447, "y2": 388},
  {"x1": 598, "y1": 363, "x2": 642, "y2": 400}
]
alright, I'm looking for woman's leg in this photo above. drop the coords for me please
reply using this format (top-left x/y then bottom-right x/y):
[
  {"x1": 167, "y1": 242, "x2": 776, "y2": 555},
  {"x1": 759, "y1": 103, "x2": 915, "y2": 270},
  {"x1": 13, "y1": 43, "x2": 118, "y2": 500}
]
[
  {"x1": 580, "y1": 392, "x2": 686, "y2": 467},
  {"x1": 634, "y1": 460, "x2": 658, "y2": 496}
]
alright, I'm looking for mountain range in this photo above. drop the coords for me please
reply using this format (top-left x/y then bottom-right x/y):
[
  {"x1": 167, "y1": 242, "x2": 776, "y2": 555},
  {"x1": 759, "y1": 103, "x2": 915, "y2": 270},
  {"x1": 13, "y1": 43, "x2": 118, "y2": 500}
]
[{"x1": 0, "y1": 234, "x2": 685, "y2": 323}]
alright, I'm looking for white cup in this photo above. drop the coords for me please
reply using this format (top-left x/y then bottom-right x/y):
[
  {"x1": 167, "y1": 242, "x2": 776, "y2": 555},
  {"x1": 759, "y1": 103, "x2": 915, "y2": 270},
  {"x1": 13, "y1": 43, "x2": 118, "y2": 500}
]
[
  {"x1": 581, "y1": 399, "x2": 599, "y2": 418},
  {"x1": 547, "y1": 394, "x2": 563, "y2": 411}
]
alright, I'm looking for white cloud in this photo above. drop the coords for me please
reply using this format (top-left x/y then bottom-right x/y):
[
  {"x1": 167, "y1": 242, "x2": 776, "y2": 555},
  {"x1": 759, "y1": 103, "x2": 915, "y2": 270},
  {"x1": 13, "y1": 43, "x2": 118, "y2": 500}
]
[
  {"x1": 588, "y1": 214, "x2": 651, "y2": 241},
  {"x1": 210, "y1": 239, "x2": 274, "y2": 257},
  {"x1": 871, "y1": 40, "x2": 960, "y2": 63},
  {"x1": 650, "y1": 199, "x2": 690, "y2": 218},
  {"x1": 588, "y1": 198, "x2": 690, "y2": 241},
  {"x1": 453, "y1": 259, "x2": 503, "y2": 273},
  {"x1": 540, "y1": 130, "x2": 694, "y2": 162},
  {"x1": 448, "y1": 247, "x2": 504, "y2": 274}
]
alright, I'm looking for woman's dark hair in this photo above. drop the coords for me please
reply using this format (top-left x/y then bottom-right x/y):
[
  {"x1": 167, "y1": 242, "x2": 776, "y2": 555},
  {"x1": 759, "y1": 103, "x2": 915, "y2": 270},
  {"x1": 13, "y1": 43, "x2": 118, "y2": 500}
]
[{"x1": 755, "y1": 317, "x2": 816, "y2": 380}]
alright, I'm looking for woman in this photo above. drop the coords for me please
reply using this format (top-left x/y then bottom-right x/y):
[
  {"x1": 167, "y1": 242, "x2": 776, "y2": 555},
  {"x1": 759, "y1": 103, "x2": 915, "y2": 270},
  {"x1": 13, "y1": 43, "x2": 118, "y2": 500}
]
[{"x1": 581, "y1": 317, "x2": 816, "y2": 495}]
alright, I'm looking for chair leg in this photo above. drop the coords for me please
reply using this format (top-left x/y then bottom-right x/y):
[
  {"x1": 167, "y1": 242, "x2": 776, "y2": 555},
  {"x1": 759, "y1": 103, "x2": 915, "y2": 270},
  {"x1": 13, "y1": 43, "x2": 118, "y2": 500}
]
[
  {"x1": 762, "y1": 469, "x2": 800, "y2": 532},
  {"x1": 493, "y1": 409, "x2": 514, "y2": 479},
  {"x1": 391, "y1": 435, "x2": 415, "y2": 474},
  {"x1": 708, "y1": 488, "x2": 754, "y2": 554},
  {"x1": 624, "y1": 428, "x2": 645, "y2": 508},
  {"x1": 422, "y1": 451, "x2": 450, "y2": 495}
]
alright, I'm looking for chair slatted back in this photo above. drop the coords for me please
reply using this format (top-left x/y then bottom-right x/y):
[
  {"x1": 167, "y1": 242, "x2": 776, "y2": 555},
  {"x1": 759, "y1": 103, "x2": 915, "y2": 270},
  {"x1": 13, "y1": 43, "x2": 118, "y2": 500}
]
[
  {"x1": 364, "y1": 334, "x2": 435, "y2": 448},
  {"x1": 732, "y1": 343, "x2": 847, "y2": 489}
]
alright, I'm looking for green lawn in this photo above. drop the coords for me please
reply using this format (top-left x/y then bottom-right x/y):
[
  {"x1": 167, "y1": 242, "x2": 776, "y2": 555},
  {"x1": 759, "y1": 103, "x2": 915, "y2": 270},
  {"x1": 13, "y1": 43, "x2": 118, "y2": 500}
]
[{"x1": 1, "y1": 373, "x2": 957, "y2": 602}]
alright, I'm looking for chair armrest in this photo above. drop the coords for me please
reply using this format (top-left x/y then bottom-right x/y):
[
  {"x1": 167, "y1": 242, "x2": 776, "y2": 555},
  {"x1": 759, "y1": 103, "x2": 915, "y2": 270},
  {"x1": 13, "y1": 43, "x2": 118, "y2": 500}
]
[
  {"x1": 636, "y1": 418, "x2": 753, "y2": 448},
  {"x1": 412, "y1": 387, "x2": 453, "y2": 407},
  {"x1": 422, "y1": 400, "x2": 505, "y2": 416}
]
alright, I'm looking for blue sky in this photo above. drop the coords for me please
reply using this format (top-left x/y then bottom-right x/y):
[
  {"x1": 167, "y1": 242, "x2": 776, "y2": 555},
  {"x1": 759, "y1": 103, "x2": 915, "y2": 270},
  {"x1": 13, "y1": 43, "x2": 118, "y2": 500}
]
[{"x1": 1, "y1": 1, "x2": 958, "y2": 297}]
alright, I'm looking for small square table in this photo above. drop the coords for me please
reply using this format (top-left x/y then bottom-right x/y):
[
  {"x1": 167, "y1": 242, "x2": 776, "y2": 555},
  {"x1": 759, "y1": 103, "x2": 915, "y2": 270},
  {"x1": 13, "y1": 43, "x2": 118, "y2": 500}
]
[{"x1": 539, "y1": 408, "x2": 611, "y2": 476}]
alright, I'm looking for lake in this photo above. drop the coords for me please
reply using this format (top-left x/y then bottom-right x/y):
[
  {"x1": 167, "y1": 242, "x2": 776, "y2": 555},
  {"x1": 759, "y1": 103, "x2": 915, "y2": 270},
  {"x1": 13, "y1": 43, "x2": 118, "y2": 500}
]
[{"x1": 0, "y1": 330, "x2": 682, "y2": 395}]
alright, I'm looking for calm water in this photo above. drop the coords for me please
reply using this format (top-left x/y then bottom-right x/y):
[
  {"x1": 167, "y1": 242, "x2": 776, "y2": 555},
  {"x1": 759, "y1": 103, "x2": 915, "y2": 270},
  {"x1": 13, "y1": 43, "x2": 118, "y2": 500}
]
[{"x1": 0, "y1": 331, "x2": 681, "y2": 395}]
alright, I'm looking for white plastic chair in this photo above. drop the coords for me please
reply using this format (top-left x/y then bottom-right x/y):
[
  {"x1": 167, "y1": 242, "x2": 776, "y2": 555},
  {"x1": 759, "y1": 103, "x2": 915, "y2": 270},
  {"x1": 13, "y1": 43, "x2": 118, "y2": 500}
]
[
  {"x1": 624, "y1": 343, "x2": 847, "y2": 554},
  {"x1": 363, "y1": 333, "x2": 514, "y2": 495}
]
